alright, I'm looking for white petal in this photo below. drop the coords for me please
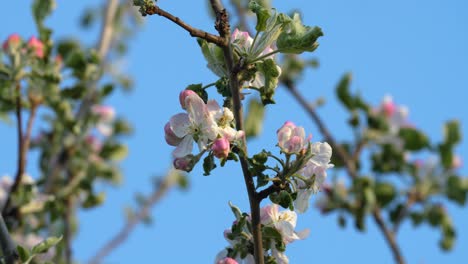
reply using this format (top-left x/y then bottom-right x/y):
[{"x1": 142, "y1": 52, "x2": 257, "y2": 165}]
[
  {"x1": 172, "y1": 136, "x2": 193, "y2": 158},
  {"x1": 294, "y1": 189, "x2": 313, "y2": 213},
  {"x1": 170, "y1": 113, "x2": 190, "y2": 138},
  {"x1": 271, "y1": 245, "x2": 289, "y2": 264},
  {"x1": 187, "y1": 94, "x2": 208, "y2": 123},
  {"x1": 207, "y1": 100, "x2": 222, "y2": 121}
]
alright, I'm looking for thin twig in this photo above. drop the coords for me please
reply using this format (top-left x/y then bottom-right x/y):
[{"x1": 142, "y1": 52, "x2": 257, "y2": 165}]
[
  {"x1": 44, "y1": 0, "x2": 119, "y2": 193},
  {"x1": 3, "y1": 86, "x2": 38, "y2": 216},
  {"x1": 2, "y1": 84, "x2": 25, "y2": 216},
  {"x1": 372, "y1": 207, "x2": 406, "y2": 264},
  {"x1": 284, "y1": 81, "x2": 406, "y2": 264},
  {"x1": 88, "y1": 176, "x2": 174, "y2": 264},
  {"x1": 145, "y1": 4, "x2": 225, "y2": 46},
  {"x1": 209, "y1": 1, "x2": 264, "y2": 263}
]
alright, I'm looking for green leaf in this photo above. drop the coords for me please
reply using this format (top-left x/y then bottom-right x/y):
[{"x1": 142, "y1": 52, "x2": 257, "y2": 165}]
[
  {"x1": 197, "y1": 39, "x2": 226, "y2": 77},
  {"x1": 215, "y1": 77, "x2": 231, "y2": 97},
  {"x1": 17, "y1": 245, "x2": 30, "y2": 262},
  {"x1": 257, "y1": 59, "x2": 281, "y2": 105},
  {"x1": 248, "y1": 1, "x2": 271, "y2": 31},
  {"x1": 270, "y1": 190, "x2": 293, "y2": 209},
  {"x1": 427, "y1": 205, "x2": 444, "y2": 227},
  {"x1": 82, "y1": 192, "x2": 106, "y2": 208},
  {"x1": 336, "y1": 73, "x2": 353, "y2": 109},
  {"x1": 262, "y1": 226, "x2": 282, "y2": 241},
  {"x1": 276, "y1": 13, "x2": 323, "y2": 54},
  {"x1": 444, "y1": 120, "x2": 461, "y2": 145},
  {"x1": 438, "y1": 143, "x2": 453, "y2": 169},
  {"x1": 186, "y1": 83, "x2": 208, "y2": 103},
  {"x1": 244, "y1": 99, "x2": 265, "y2": 138},
  {"x1": 399, "y1": 128, "x2": 429, "y2": 151},
  {"x1": 446, "y1": 175, "x2": 467, "y2": 205},
  {"x1": 375, "y1": 182, "x2": 396, "y2": 207},
  {"x1": 203, "y1": 154, "x2": 216, "y2": 176},
  {"x1": 31, "y1": 235, "x2": 62, "y2": 255},
  {"x1": 110, "y1": 145, "x2": 128, "y2": 161},
  {"x1": 32, "y1": 0, "x2": 56, "y2": 25},
  {"x1": 228, "y1": 201, "x2": 243, "y2": 220},
  {"x1": 249, "y1": 12, "x2": 288, "y2": 59}
]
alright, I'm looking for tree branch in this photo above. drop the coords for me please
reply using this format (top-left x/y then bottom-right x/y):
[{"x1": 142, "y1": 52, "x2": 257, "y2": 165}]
[
  {"x1": 209, "y1": 1, "x2": 263, "y2": 263},
  {"x1": 88, "y1": 175, "x2": 174, "y2": 264},
  {"x1": 144, "y1": 4, "x2": 225, "y2": 46},
  {"x1": 283, "y1": 81, "x2": 406, "y2": 264},
  {"x1": 44, "y1": 0, "x2": 119, "y2": 193},
  {"x1": 0, "y1": 215, "x2": 18, "y2": 263},
  {"x1": 3, "y1": 86, "x2": 38, "y2": 215},
  {"x1": 373, "y1": 208, "x2": 406, "y2": 264}
]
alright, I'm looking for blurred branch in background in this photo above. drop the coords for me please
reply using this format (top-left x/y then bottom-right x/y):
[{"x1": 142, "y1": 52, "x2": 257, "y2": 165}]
[{"x1": 89, "y1": 170, "x2": 188, "y2": 264}]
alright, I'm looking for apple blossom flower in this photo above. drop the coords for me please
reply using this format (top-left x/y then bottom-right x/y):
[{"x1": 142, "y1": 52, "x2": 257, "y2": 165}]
[
  {"x1": 212, "y1": 137, "x2": 230, "y2": 159},
  {"x1": 206, "y1": 99, "x2": 245, "y2": 145},
  {"x1": 260, "y1": 204, "x2": 309, "y2": 244},
  {"x1": 92, "y1": 105, "x2": 116, "y2": 136},
  {"x1": 169, "y1": 92, "x2": 219, "y2": 157},
  {"x1": 277, "y1": 121, "x2": 309, "y2": 154},
  {"x1": 231, "y1": 29, "x2": 254, "y2": 55},
  {"x1": 217, "y1": 257, "x2": 239, "y2": 264},
  {"x1": 2, "y1": 33, "x2": 22, "y2": 51},
  {"x1": 27, "y1": 36, "x2": 44, "y2": 58},
  {"x1": 294, "y1": 142, "x2": 334, "y2": 213},
  {"x1": 214, "y1": 249, "x2": 254, "y2": 264}
]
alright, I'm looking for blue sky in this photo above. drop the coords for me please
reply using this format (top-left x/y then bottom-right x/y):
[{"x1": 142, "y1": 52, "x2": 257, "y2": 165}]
[{"x1": 1, "y1": 0, "x2": 467, "y2": 263}]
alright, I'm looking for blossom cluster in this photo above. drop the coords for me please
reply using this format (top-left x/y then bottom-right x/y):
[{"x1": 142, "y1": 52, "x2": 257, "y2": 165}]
[
  {"x1": 215, "y1": 204, "x2": 309, "y2": 264},
  {"x1": 165, "y1": 90, "x2": 244, "y2": 171},
  {"x1": 2, "y1": 34, "x2": 44, "y2": 58},
  {"x1": 276, "y1": 121, "x2": 334, "y2": 213}
]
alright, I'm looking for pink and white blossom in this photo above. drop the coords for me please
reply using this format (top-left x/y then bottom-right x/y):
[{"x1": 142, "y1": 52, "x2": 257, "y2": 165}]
[
  {"x1": 92, "y1": 105, "x2": 116, "y2": 136},
  {"x1": 277, "y1": 121, "x2": 308, "y2": 154},
  {"x1": 27, "y1": 36, "x2": 44, "y2": 58},
  {"x1": 169, "y1": 93, "x2": 218, "y2": 157},
  {"x1": 294, "y1": 142, "x2": 334, "y2": 213},
  {"x1": 260, "y1": 204, "x2": 309, "y2": 244},
  {"x1": 217, "y1": 257, "x2": 239, "y2": 264},
  {"x1": 2, "y1": 33, "x2": 22, "y2": 51}
]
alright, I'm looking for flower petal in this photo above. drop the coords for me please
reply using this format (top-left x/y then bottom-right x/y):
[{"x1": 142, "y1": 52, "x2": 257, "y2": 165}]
[
  {"x1": 170, "y1": 113, "x2": 190, "y2": 138},
  {"x1": 172, "y1": 136, "x2": 193, "y2": 158}
]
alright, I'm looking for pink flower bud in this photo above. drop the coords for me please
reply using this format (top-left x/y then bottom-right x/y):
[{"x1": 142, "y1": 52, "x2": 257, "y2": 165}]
[
  {"x1": 91, "y1": 105, "x2": 115, "y2": 122},
  {"x1": 27, "y1": 36, "x2": 44, "y2": 58},
  {"x1": 85, "y1": 135, "x2": 103, "y2": 152},
  {"x1": 173, "y1": 155, "x2": 195, "y2": 172},
  {"x1": 212, "y1": 137, "x2": 230, "y2": 159},
  {"x1": 381, "y1": 95, "x2": 395, "y2": 117},
  {"x1": 217, "y1": 257, "x2": 238, "y2": 264},
  {"x1": 452, "y1": 155, "x2": 462, "y2": 169},
  {"x1": 277, "y1": 121, "x2": 307, "y2": 154},
  {"x1": 164, "y1": 122, "x2": 182, "y2": 146},
  {"x1": 179, "y1": 90, "x2": 197, "y2": 109},
  {"x1": 2, "y1": 34, "x2": 21, "y2": 51}
]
